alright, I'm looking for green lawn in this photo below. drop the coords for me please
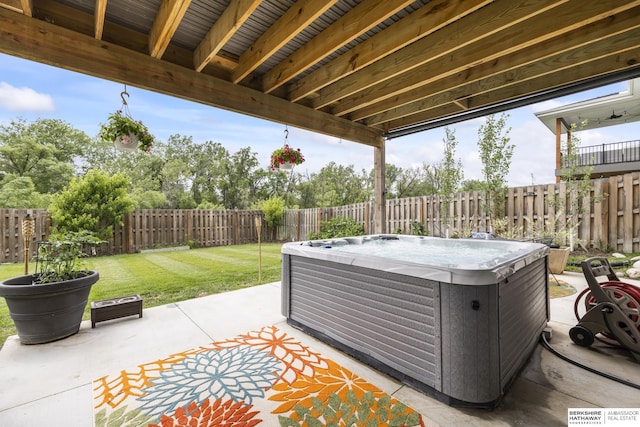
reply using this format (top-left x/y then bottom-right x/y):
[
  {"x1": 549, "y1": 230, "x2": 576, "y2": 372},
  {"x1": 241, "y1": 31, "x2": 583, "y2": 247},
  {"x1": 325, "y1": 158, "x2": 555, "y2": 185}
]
[{"x1": 0, "y1": 243, "x2": 283, "y2": 347}]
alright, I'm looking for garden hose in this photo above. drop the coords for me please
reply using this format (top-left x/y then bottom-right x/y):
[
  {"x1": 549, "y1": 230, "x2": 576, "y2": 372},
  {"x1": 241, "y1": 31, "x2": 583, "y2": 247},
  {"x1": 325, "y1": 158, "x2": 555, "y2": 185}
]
[{"x1": 539, "y1": 333, "x2": 640, "y2": 390}]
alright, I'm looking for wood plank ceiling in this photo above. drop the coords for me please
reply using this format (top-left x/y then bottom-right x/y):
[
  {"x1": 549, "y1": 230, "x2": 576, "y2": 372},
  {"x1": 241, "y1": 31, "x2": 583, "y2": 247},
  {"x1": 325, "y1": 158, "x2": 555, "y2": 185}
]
[{"x1": 1, "y1": 0, "x2": 640, "y2": 149}]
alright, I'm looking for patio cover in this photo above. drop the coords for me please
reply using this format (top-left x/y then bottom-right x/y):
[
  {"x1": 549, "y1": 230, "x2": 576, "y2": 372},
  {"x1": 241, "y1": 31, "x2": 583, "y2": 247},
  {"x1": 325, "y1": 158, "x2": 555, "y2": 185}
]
[{"x1": 1, "y1": 0, "x2": 639, "y2": 232}]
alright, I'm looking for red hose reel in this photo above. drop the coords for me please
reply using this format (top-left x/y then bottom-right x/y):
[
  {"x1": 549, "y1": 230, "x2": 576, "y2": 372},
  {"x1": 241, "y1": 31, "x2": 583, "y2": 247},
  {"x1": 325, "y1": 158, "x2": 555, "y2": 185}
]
[
  {"x1": 574, "y1": 280, "x2": 640, "y2": 347},
  {"x1": 570, "y1": 257, "x2": 640, "y2": 354}
]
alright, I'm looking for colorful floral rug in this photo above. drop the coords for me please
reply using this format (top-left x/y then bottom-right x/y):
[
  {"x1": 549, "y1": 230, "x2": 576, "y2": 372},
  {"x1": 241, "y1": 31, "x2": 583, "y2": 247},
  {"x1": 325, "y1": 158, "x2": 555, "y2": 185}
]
[{"x1": 93, "y1": 325, "x2": 425, "y2": 426}]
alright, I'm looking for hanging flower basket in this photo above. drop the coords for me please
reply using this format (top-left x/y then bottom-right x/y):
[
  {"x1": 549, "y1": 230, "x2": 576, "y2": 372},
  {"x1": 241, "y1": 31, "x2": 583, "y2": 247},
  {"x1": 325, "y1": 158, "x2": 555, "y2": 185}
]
[
  {"x1": 270, "y1": 144, "x2": 305, "y2": 170},
  {"x1": 113, "y1": 133, "x2": 139, "y2": 152},
  {"x1": 100, "y1": 110, "x2": 154, "y2": 153}
]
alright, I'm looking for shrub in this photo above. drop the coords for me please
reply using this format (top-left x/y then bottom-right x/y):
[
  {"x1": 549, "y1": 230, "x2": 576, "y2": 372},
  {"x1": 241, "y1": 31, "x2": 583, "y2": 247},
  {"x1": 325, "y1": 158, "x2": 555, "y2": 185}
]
[
  {"x1": 261, "y1": 197, "x2": 285, "y2": 228},
  {"x1": 48, "y1": 169, "x2": 134, "y2": 241},
  {"x1": 309, "y1": 217, "x2": 364, "y2": 239}
]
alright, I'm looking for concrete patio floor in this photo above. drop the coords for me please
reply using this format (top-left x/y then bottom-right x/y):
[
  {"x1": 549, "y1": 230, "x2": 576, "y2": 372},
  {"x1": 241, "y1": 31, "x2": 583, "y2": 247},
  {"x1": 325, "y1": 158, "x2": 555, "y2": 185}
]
[{"x1": 0, "y1": 271, "x2": 639, "y2": 426}]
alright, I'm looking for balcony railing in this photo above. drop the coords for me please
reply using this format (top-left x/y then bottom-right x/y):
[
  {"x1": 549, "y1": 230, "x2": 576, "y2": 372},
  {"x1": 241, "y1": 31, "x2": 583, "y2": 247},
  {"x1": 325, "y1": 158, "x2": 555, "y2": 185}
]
[{"x1": 561, "y1": 139, "x2": 640, "y2": 168}]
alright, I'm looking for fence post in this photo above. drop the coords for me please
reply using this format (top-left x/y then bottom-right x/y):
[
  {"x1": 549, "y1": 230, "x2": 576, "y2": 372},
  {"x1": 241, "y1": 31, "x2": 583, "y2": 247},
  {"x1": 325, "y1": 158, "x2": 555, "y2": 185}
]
[
  {"x1": 596, "y1": 179, "x2": 609, "y2": 250},
  {"x1": 124, "y1": 213, "x2": 132, "y2": 254},
  {"x1": 364, "y1": 203, "x2": 370, "y2": 234},
  {"x1": 622, "y1": 174, "x2": 634, "y2": 253},
  {"x1": 234, "y1": 210, "x2": 239, "y2": 245}
]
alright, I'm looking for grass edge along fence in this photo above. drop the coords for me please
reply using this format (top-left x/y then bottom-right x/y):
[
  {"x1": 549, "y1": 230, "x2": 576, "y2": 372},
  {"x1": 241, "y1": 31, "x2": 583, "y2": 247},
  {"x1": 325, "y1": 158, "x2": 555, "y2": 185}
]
[{"x1": 2, "y1": 172, "x2": 639, "y2": 263}]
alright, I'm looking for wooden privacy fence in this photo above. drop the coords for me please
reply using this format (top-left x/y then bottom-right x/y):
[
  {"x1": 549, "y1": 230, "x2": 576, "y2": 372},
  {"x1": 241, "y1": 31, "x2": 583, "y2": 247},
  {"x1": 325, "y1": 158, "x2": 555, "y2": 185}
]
[
  {"x1": 1, "y1": 209, "x2": 51, "y2": 265},
  {"x1": 111, "y1": 209, "x2": 265, "y2": 255},
  {"x1": 3, "y1": 172, "x2": 640, "y2": 263},
  {"x1": 1, "y1": 209, "x2": 267, "y2": 264},
  {"x1": 279, "y1": 172, "x2": 640, "y2": 254}
]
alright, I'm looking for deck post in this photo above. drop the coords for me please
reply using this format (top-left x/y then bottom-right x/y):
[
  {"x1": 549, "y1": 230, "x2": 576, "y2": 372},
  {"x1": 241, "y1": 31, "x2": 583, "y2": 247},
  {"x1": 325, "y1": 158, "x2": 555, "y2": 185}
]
[
  {"x1": 373, "y1": 137, "x2": 386, "y2": 233},
  {"x1": 555, "y1": 118, "x2": 562, "y2": 183}
]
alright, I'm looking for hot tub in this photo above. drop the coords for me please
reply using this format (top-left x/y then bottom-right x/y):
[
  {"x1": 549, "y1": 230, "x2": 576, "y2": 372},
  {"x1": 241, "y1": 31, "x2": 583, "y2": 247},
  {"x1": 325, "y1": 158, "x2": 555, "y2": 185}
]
[{"x1": 281, "y1": 234, "x2": 549, "y2": 407}]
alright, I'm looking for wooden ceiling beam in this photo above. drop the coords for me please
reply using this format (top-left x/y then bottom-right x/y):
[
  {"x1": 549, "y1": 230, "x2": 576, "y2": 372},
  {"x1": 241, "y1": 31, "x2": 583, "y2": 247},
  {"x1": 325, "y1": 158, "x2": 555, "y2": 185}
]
[
  {"x1": 378, "y1": 28, "x2": 640, "y2": 128},
  {"x1": 0, "y1": 0, "x2": 23, "y2": 13},
  {"x1": 194, "y1": 0, "x2": 261, "y2": 73},
  {"x1": 311, "y1": 0, "x2": 569, "y2": 110},
  {"x1": 261, "y1": 0, "x2": 415, "y2": 94},
  {"x1": 360, "y1": 7, "x2": 640, "y2": 125},
  {"x1": 0, "y1": 7, "x2": 382, "y2": 147},
  {"x1": 287, "y1": 0, "x2": 491, "y2": 102},
  {"x1": 332, "y1": 0, "x2": 640, "y2": 117},
  {"x1": 94, "y1": 0, "x2": 106, "y2": 39},
  {"x1": 231, "y1": 0, "x2": 339, "y2": 84},
  {"x1": 31, "y1": 0, "x2": 238, "y2": 78},
  {"x1": 149, "y1": 0, "x2": 192, "y2": 58},
  {"x1": 20, "y1": 0, "x2": 31, "y2": 16},
  {"x1": 386, "y1": 49, "x2": 640, "y2": 132}
]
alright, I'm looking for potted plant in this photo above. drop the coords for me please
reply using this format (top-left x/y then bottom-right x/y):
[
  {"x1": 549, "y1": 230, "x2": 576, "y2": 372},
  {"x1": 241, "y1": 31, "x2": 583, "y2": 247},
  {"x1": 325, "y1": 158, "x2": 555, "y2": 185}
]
[
  {"x1": 546, "y1": 230, "x2": 571, "y2": 275},
  {"x1": 100, "y1": 110, "x2": 154, "y2": 153},
  {"x1": 270, "y1": 143, "x2": 305, "y2": 170},
  {"x1": 525, "y1": 215, "x2": 570, "y2": 274},
  {"x1": 0, "y1": 231, "x2": 104, "y2": 344}
]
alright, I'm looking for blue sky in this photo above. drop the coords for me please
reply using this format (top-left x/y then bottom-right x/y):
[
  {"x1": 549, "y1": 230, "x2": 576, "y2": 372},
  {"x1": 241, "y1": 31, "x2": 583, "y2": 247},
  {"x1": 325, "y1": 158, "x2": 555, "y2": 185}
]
[{"x1": 1, "y1": 52, "x2": 639, "y2": 187}]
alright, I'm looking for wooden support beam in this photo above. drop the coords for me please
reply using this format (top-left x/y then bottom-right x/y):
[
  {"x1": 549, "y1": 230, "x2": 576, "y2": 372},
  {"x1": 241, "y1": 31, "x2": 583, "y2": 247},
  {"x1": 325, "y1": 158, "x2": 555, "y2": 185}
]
[
  {"x1": 373, "y1": 138, "x2": 386, "y2": 234},
  {"x1": 0, "y1": 0, "x2": 22, "y2": 13},
  {"x1": 20, "y1": 0, "x2": 31, "y2": 16},
  {"x1": 556, "y1": 118, "x2": 562, "y2": 183},
  {"x1": 312, "y1": 0, "x2": 570, "y2": 110},
  {"x1": 261, "y1": 0, "x2": 415, "y2": 93},
  {"x1": 149, "y1": 0, "x2": 192, "y2": 58},
  {"x1": 384, "y1": 41, "x2": 640, "y2": 131},
  {"x1": 231, "y1": 0, "x2": 338, "y2": 83},
  {"x1": 94, "y1": 0, "x2": 107, "y2": 40},
  {"x1": 287, "y1": 0, "x2": 491, "y2": 102},
  {"x1": 331, "y1": 0, "x2": 639, "y2": 117},
  {"x1": 452, "y1": 98, "x2": 469, "y2": 110},
  {"x1": 0, "y1": 7, "x2": 382, "y2": 147},
  {"x1": 362, "y1": 9, "x2": 640, "y2": 125},
  {"x1": 194, "y1": 0, "x2": 261, "y2": 72}
]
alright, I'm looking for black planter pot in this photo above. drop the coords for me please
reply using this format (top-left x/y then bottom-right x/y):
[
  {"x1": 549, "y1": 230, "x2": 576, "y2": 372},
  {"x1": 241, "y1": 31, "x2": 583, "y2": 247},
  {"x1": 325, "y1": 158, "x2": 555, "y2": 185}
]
[{"x1": 0, "y1": 271, "x2": 99, "y2": 344}]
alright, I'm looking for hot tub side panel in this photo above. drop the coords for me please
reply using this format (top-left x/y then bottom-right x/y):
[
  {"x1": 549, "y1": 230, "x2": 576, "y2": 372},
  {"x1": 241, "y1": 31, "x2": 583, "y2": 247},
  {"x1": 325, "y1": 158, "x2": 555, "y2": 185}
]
[
  {"x1": 283, "y1": 255, "x2": 441, "y2": 390},
  {"x1": 499, "y1": 257, "x2": 549, "y2": 389},
  {"x1": 439, "y1": 281, "x2": 501, "y2": 405},
  {"x1": 439, "y1": 257, "x2": 549, "y2": 405}
]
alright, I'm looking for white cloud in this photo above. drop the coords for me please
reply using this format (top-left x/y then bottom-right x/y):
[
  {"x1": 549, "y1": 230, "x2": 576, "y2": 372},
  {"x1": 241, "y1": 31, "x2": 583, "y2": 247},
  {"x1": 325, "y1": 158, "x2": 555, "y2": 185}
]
[{"x1": 0, "y1": 82, "x2": 55, "y2": 112}]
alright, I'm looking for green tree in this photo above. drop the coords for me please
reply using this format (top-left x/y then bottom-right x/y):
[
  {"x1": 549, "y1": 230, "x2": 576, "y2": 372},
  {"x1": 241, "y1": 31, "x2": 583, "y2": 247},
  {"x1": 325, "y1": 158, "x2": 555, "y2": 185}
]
[
  {"x1": 0, "y1": 175, "x2": 50, "y2": 208},
  {"x1": 311, "y1": 162, "x2": 371, "y2": 207},
  {"x1": 220, "y1": 146, "x2": 260, "y2": 209},
  {"x1": 83, "y1": 136, "x2": 166, "y2": 195},
  {"x1": 260, "y1": 197, "x2": 286, "y2": 240},
  {"x1": 252, "y1": 167, "x2": 292, "y2": 205},
  {"x1": 131, "y1": 189, "x2": 168, "y2": 209},
  {"x1": 161, "y1": 135, "x2": 198, "y2": 208},
  {"x1": 383, "y1": 164, "x2": 404, "y2": 199},
  {"x1": 439, "y1": 128, "x2": 463, "y2": 227},
  {"x1": 460, "y1": 179, "x2": 485, "y2": 192},
  {"x1": 477, "y1": 113, "x2": 514, "y2": 232},
  {"x1": 48, "y1": 169, "x2": 135, "y2": 240},
  {"x1": 0, "y1": 118, "x2": 91, "y2": 193},
  {"x1": 189, "y1": 141, "x2": 229, "y2": 206},
  {"x1": 420, "y1": 163, "x2": 443, "y2": 196},
  {"x1": 298, "y1": 172, "x2": 319, "y2": 209},
  {"x1": 556, "y1": 122, "x2": 595, "y2": 250},
  {"x1": 381, "y1": 164, "x2": 428, "y2": 199}
]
